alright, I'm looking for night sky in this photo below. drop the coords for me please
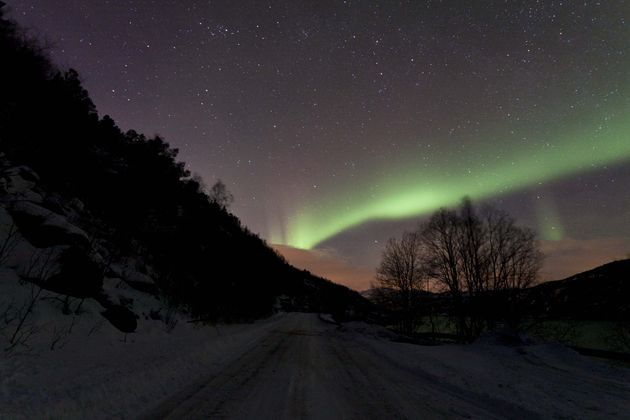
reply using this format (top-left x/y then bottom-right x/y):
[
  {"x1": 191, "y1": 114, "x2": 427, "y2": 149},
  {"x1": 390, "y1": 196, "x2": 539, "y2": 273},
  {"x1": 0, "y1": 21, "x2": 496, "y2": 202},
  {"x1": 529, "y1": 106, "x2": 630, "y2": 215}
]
[{"x1": 10, "y1": 1, "x2": 630, "y2": 290}]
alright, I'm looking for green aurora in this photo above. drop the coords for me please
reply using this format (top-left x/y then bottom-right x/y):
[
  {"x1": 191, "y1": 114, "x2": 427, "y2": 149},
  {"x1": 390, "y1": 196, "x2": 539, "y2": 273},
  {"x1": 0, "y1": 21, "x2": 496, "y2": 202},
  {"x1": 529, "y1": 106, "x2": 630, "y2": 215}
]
[
  {"x1": 274, "y1": 108, "x2": 630, "y2": 250},
  {"x1": 536, "y1": 197, "x2": 565, "y2": 241}
]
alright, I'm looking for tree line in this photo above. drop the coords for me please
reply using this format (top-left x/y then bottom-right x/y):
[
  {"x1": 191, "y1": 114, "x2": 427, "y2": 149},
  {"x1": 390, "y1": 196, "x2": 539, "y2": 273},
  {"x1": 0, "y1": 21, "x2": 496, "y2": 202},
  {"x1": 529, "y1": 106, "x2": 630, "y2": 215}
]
[
  {"x1": 374, "y1": 198, "x2": 542, "y2": 340},
  {"x1": 0, "y1": 4, "x2": 368, "y2": 322}
]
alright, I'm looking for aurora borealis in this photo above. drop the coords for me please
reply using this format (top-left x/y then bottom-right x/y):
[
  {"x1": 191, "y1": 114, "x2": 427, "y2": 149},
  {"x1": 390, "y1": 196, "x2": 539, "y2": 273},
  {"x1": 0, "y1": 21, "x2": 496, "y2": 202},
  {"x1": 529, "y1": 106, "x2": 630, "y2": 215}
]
[
  {"x1": 279, "y1": 106, "x2": 630, "y2": 249},
  {"x1": 12, "y1": 1, "x2": 630, "y2": 289}
]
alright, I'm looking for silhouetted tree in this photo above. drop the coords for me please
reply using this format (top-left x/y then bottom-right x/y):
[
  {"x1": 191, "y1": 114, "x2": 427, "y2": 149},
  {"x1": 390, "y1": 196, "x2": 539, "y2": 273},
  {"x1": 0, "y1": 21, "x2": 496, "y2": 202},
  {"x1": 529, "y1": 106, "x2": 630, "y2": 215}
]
[
  {"x1": 209, "y1": 179, "x2": 234, "y2": 209},
  {"x1": 420, "y1": 207, "x2": 467, "y2": 337},
  {"x1": 420, "y1": 198, "x2": 542, "y2": 340},
  {"x1": 374, "y1": 231, "x2": 425, "y2": 335},
  {"x1": 483, "y1": 206, "x2": 542, "y2": 327}
]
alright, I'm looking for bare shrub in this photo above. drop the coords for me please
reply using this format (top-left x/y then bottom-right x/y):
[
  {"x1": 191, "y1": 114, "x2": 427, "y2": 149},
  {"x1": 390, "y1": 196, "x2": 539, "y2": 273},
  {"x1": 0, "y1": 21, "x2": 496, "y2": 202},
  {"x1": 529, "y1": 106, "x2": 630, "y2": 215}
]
[
  {"x1": 0, "y1": 221, "x2": 20, "y2": 266},
  {"x1": 2, "y1": 281, "x2": 43, "y2": 354},
  {"x1": 2, "y1": 248, "x2": 58, "y2": 354}
]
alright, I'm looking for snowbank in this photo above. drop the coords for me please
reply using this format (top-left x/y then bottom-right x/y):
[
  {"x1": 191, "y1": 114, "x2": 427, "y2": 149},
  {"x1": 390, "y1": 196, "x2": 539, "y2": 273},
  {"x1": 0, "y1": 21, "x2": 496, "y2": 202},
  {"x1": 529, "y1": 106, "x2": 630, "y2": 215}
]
[
  {"x1": 0, "y1": 268, "x2": 288, "y2": 419},
  {"x1": 350, "y1": 323, "x2": 630, "y2": 418}
]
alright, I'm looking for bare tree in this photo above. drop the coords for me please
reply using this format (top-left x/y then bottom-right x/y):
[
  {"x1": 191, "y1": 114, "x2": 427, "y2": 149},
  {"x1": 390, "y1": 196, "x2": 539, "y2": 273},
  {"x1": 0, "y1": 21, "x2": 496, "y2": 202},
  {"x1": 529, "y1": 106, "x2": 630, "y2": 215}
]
[
  {"x1": 458, "y1": 198, "x2": 488, "y2": 298},
  {"x1": 191, "y1": 173, "x2": 207, "y2": 193},
  {"x1": 421, "y1": 207, "x2": 469, "y2": 338},
  {"x1": 485, "y1": 207, "x2": 540, "y2": 291},
  {"x1": 374, "y1": 231, "x2": 425, "y2": 335},
  {"x1": 483, "y1": 206, "x2": 542, "y2": 327},
  {"x1": 419, "y1": 199, "x2": 542, "y2": 340},
  {"x1": 208, "y1": 179, "x2": 234, "y2": 209}
]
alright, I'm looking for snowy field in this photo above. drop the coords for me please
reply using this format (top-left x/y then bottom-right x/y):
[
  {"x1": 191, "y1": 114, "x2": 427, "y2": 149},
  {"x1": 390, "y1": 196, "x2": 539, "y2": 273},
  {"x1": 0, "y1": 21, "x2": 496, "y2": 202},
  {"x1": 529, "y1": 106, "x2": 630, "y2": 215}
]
[{"x1": 2, "y1": 307, "x2": 629, "y2": 419}]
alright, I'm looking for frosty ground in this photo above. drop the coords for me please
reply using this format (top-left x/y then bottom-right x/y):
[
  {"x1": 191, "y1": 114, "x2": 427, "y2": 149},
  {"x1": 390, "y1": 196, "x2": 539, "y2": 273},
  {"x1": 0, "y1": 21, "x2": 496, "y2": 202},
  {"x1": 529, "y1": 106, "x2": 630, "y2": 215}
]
[{"x1": 2, "y1": 306, "x2": 629, "y2": 419}]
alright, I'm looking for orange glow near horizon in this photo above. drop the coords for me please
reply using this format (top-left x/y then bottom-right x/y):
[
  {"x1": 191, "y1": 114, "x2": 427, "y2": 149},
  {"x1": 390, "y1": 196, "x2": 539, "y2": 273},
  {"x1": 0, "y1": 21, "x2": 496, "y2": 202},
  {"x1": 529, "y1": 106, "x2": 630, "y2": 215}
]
[{"x1": 275, "y1": 237, "x2": 630, "y2": 292}]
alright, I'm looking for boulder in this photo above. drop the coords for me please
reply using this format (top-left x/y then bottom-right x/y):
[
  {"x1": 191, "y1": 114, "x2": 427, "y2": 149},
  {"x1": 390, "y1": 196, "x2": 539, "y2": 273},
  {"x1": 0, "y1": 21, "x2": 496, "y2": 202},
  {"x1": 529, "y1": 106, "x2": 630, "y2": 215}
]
[
  {"x1": 0, "y1": 165, "x2": 40, "y2": 193},
  {"x1": 45, "y1": 247, "x2": 103, "y2": 298},
  {"x1": 101, "y1": 305, "x2": 137, "y2": 333},
  {"x1": 8, "y1": 201, "x2": 89, "y2": 248}
]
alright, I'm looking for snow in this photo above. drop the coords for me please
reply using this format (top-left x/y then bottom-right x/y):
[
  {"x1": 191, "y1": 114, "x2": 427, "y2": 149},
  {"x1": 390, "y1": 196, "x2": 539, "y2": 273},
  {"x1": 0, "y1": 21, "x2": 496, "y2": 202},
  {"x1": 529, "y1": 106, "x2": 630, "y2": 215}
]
[
  {"x1": 0, "y1": 165, "x2": 42, "y2": 202},
  {"x1": 2, "y1": 155, "x2": 626, "y2": 418},
  {"x1": 109, "y1": 261, "x2": 156, "y2": 287},
  {"x1": 1, "y1": 266, "x2": 288, "y2": 418},
  {"x1": 143, "y1": 314, "x2": 630, "y2": 419},
  {"x1": 7, "y1": 201, "x2": 89, "y2": 245},
  {"x1": 1, "y1": 297, "x2": 628, "y2": 419},
  {"x1": 346, "y1": 322, "x2": 630, "y2": 418},
  {"x1": 317, "y1": 313, "x2": 337, "y2": 324},
  {"x1": 0, "y1": 208, "x2": 67, "y2": 285},
  {"x1": 0, "y1": 315, "x2": 285, "y2": 417},
  {"x1": 0, "y1": 161, "x2": 628, "y2": 420}
]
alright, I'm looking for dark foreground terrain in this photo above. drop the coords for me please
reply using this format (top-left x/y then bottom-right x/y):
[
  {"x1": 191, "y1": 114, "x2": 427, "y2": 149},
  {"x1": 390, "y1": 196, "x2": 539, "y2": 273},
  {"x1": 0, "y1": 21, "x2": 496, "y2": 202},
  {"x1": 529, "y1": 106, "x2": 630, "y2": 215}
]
[{"x1": 142, "y1": 313, "x2": 629, "y2": 419}]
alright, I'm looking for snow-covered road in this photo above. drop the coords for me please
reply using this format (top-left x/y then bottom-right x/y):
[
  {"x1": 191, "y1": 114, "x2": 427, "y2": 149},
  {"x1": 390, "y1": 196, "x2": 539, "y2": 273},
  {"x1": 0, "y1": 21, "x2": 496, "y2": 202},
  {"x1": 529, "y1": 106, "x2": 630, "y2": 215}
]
[{"x1": 142, "y1": 313, "x2": 630, "y2": 419}]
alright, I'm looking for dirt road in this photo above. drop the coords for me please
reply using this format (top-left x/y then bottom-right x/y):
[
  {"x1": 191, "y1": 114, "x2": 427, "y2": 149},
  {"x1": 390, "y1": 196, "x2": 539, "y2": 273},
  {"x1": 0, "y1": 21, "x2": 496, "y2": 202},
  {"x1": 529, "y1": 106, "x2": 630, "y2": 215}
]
[{"x1": 142, "y1": 313, "x2": 629, "y2": 419}]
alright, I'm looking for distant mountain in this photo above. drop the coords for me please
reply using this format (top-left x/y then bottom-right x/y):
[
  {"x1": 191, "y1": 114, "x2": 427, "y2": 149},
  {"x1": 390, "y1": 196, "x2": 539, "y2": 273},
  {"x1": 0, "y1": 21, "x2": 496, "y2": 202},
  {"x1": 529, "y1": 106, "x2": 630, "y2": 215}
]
[
  {"x1": 525, "y1": 259, "x2": 630, "y2": 320},
  {"x1": 362, "y1": 260, "x2": 630, "y2": 321}
]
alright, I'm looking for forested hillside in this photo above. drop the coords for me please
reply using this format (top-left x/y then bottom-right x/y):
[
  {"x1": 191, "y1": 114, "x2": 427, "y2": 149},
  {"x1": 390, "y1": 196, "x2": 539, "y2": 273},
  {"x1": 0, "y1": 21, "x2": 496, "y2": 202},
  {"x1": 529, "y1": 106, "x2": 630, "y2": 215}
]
[{"x1": 0, "y1": 5, "x2": 369, "y2": 327}]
